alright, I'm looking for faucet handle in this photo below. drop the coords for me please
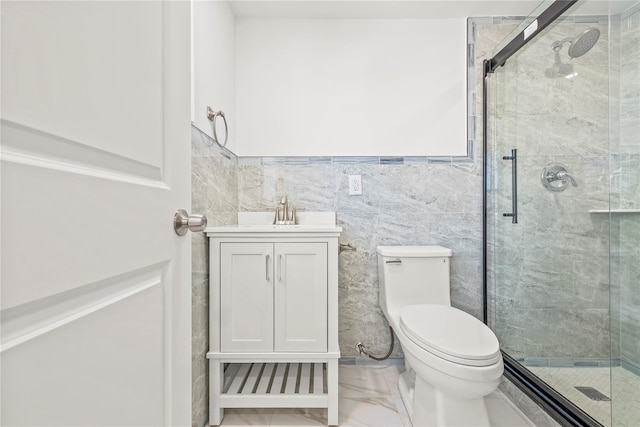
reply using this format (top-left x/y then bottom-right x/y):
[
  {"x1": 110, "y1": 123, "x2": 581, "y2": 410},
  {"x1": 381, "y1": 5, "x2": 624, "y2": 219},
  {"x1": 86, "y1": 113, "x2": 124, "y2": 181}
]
[
  {"x1": 556, "y1": 171, "x2": 578, "y2": 187},
  {"x1": 273, "y1": 206, "x2": 283, "y2": 224},
  {"x1": 291, "y1": 206, "x2": 305, "y2": 225}
]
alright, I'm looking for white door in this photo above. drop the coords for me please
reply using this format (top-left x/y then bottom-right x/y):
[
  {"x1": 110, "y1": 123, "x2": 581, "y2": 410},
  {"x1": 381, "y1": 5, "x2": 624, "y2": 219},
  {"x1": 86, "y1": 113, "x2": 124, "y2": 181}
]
[
  {"x1": 220, "y1": 242, "x2": 274, "y2": 352},
  {"x1": 0, "y1": 1, "x2": 191, "y2": 426},
  {"x1": 275, "y1": 243, "x2": 327, "y2": 352}
]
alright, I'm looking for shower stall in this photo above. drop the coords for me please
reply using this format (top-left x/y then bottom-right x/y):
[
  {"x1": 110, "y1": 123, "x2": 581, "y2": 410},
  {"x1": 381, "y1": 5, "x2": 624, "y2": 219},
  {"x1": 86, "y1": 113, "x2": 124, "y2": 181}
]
[{"x1": 483, "y1": 0, "x2": 640, "y2": 425}]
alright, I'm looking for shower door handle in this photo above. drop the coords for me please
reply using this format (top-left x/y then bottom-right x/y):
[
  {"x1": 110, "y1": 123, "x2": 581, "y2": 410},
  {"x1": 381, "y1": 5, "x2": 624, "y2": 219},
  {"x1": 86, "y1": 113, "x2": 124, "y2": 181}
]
[{"x1": 502, "y1": 149, "x2": 518, "y2": 224}]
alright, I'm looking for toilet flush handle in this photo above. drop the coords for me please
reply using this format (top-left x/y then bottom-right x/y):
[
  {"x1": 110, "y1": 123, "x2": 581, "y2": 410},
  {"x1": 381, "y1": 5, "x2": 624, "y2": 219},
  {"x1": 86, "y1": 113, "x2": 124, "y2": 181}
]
[{"x1": 386, "y1": 259, "x2": 402, "y2": 264}]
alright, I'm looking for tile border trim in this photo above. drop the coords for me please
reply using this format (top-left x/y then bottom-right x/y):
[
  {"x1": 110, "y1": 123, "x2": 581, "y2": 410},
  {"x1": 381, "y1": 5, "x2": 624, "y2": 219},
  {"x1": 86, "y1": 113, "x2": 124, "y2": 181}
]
[{"x1": 237, "y1": 155, "x2": 467, "y2": 166}]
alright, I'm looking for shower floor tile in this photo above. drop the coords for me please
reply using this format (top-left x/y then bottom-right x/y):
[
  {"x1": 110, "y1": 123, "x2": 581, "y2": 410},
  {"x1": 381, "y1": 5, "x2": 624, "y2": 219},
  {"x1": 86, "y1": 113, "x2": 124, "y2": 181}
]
[
  {"x1": 219, "y1": 365, "x2": 534, "y2": 426},
  {"x1": 528, "y1": 366, "x2": 640, "y2": 427}
]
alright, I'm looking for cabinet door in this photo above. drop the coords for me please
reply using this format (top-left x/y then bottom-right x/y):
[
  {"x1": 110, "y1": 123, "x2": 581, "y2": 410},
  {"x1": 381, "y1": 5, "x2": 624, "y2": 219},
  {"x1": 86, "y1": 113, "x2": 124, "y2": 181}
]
[
  {"x1": 275, "y1": 243, "x2": 328, "y2": 352},
  {"x1": 220, "y1": 243, "x2": 274, "y2": 352}
]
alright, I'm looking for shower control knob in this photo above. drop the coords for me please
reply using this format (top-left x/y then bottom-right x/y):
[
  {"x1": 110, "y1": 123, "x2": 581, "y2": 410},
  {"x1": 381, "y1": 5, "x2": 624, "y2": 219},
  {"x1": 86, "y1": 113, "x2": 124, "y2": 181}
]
[
  {"x1": 541, "y1": 163, "x2": 578, "y2": 192},
  {"x1": 173, "y1": 209, "x2": 207, "y2": 236}
]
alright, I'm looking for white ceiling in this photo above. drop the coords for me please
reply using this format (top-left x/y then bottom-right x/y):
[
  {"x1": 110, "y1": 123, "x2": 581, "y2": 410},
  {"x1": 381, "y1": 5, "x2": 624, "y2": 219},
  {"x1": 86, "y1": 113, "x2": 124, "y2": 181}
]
[{"x1": 228, "y1": 0, "x2": 639, "y2": 19}]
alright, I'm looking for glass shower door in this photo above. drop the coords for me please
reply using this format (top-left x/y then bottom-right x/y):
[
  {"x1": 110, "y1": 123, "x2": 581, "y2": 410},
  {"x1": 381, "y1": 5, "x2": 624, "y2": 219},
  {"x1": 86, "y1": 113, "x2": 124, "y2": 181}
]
[
  {"x1": 487, "y1": 13, "x2": 613, "y2": 425},
  {"x1": 610, "y1": 2, "x2": 640, "y2": 426}
]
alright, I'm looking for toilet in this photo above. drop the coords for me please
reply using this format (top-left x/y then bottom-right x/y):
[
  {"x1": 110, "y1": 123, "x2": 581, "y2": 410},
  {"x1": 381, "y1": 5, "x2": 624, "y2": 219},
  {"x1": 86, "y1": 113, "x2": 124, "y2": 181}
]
[{"x1": 377, "y1": 246, "x2": 503, "y2": 427}]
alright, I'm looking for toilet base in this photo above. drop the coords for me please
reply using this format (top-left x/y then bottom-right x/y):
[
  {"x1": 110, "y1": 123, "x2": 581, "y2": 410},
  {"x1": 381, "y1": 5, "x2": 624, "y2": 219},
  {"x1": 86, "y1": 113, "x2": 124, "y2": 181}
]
[
  {"x1": 398, "y1": 371, "x2": 415, "y2": 417},
  {"x1": 398, "y1": 371, "x2": 491, "y2": 427}
]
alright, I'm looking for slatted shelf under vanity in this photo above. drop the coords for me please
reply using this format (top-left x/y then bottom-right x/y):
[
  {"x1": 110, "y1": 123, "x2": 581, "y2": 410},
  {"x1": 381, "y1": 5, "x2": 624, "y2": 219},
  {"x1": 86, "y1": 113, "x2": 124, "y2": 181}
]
[{"x1": 221, "y1": 362, "x2": 329, "y2": 408}]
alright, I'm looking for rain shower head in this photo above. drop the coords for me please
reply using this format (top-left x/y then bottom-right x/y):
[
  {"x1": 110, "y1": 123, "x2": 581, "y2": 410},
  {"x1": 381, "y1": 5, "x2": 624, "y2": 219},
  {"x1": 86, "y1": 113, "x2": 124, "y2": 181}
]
[
  {"x1": 551, "y1": 27, "x2": 600, "y2": 58},
  {"x1": 546, "y1": 27, "x2": 600, "y2": 78},
  {"x1": 568, "y1": 27, "x2": 601, "y2": 58}
]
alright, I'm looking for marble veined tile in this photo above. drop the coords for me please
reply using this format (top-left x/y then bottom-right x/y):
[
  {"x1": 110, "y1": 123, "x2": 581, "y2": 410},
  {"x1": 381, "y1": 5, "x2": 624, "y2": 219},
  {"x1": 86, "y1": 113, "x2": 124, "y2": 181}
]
[
  {"x1": 269, "y1": 408, "x2": 326, "y2": 426},
  {"x1": 267, "y1": 397, "x2": 409, "y2": 427},
  {"x1": 338, "y1": 397, "x2": 407, "y2": 427},
  {"x1": 192, "y1": 123, "x2": 238, "y2": 427},
  {"x1": 379, "y1": 364, "x2": 403, "y2": 385},
  {"x1": 486, "y1": 394, "x2": 536, "y2": 427},
  {"x1": 338, "y1": 366, "x2": 392, "y2": 398},
  {"x1": 236, "y1": 158, "x2": 485, "y2": 358},
  {"x1": 220, "y1": 408, "x2": 273, "y2": 426},
  {"x1": 215, "y1": 366, "x2": 543, "y2": 427}
]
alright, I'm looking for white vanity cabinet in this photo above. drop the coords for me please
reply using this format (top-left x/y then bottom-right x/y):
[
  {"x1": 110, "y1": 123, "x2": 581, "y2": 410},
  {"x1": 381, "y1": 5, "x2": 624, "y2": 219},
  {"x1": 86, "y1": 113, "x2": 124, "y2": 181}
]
[
  {"x1": 220, "y1": 242, "x2": 327, "y2": 353},
  {"x1": 206, "y1": 213, "x2": 341, "y2": 426}
]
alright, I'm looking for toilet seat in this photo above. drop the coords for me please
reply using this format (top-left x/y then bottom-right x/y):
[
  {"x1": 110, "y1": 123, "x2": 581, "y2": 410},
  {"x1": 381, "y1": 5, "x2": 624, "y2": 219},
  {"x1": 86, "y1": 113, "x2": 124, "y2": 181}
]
[{"x1": 399, "y1": 305, "x2": 501, "y2": 367}]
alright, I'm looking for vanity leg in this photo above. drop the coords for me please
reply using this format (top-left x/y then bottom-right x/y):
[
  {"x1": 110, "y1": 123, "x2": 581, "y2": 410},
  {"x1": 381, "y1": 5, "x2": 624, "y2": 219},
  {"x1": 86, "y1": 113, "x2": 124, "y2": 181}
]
[
  {"x1": 209, "y1": 360, "x2": 224, "y2": 426},
  {"x1": 327, "y1": 359, "x2": 338, "y2": 426}
]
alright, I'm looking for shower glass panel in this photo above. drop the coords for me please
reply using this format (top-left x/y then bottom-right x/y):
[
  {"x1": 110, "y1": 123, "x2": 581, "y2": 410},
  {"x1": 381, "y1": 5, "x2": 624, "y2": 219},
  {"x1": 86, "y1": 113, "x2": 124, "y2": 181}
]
[
  {"x1": 610, "y1": 3, "x2": 640, "y2": 426},
  {"x1": 487, "y1": 4, "x2": 613, "y2": 425}
]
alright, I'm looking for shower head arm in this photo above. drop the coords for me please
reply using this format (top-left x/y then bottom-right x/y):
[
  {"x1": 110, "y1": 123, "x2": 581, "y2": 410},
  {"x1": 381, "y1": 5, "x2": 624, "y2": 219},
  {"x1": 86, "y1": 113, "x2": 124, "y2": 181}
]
[{"x1": 552, "y1": 37, "x2": 573, "y2": 52}]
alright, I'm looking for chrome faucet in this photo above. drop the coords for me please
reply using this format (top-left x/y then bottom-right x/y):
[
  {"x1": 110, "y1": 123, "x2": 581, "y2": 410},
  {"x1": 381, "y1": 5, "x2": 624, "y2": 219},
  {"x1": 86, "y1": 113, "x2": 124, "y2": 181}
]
[{"x1": 280, "y1": 196, "x2": 289, "y2": 222}]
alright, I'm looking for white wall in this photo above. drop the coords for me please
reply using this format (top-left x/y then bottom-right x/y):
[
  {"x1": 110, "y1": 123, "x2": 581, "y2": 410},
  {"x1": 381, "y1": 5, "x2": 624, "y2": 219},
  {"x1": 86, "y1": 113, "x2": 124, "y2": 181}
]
[
  {"x1": 192, "y1": 0, "x2": 236, "y2": 153},
  {"x1": 236, "y1": 18, "x2": 467, "y2": 157}
]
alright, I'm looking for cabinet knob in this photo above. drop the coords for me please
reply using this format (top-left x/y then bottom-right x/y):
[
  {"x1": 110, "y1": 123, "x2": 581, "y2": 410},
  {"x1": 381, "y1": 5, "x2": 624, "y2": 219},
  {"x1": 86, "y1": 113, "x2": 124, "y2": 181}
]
[{"x1": 173, "y1": 209, "x2": 207, "y2": 236}]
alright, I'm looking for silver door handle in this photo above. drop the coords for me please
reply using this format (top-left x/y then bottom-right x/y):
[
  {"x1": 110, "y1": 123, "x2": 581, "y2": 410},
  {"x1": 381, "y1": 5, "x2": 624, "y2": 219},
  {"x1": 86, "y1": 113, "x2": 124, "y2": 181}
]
[
  {"x1": 502, "y1": 149, "x2": 518, "y2": 224},
  {"x1": 173, "y1": 210, "x2": 207, "y2": 236},
  {"x1": 278, "y1": 254, "x2": 282, "y2": 281}
]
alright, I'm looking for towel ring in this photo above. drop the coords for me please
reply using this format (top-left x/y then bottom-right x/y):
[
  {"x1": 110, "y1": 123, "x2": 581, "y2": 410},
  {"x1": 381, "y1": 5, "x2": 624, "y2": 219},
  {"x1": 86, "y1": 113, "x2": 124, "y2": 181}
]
[{"x1": 206, "y1": 106, "x2": 228, "y2": 147}]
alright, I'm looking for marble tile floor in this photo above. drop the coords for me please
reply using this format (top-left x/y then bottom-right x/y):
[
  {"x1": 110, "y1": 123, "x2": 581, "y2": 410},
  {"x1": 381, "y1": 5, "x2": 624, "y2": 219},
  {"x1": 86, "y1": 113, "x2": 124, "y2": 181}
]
[
  {"x1": 219, "y1": 365, "x2": 535, "y2": 427},
  {"x1": 528, "y1": 366, "x2": 640, "y2": 427}
]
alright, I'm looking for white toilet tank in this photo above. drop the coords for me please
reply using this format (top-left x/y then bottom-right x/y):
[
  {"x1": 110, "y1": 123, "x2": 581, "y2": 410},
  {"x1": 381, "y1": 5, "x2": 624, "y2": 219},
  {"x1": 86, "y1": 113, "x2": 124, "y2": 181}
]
[{"x1": 377, "y1": 246, "x2": 453, "y2": 317}]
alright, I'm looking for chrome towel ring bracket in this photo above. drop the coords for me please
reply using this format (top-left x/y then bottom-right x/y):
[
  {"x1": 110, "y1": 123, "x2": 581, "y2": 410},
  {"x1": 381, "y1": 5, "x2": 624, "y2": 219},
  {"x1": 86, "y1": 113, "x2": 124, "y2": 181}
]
[{"x1": 206, "y1": 106, "x2": 228, "y2": 147}]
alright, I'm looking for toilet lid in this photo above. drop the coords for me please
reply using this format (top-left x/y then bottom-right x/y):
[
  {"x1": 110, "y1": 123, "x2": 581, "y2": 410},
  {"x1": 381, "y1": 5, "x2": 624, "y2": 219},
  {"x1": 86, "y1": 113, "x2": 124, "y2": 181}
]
[{"x1": 399, "y1": 305, "x2": 501, "y2": 367}]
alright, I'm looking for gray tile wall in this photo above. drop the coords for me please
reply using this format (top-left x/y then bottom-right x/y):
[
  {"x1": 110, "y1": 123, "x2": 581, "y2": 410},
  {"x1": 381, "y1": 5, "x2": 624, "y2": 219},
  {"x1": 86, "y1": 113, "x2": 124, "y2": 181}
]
[
  {"x1": 191, "y1": 125, "x2": 238, "y2": 427},
  {"x1": 236, "y1": 156, "x2": 484, "y2": 357}
]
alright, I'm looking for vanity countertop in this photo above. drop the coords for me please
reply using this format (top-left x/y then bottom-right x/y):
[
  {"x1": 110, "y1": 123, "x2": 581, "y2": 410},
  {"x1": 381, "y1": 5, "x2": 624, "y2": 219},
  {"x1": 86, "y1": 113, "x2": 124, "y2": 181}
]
[{"x1": 205, "y1": 211, "x2": 342, "y2": 235}]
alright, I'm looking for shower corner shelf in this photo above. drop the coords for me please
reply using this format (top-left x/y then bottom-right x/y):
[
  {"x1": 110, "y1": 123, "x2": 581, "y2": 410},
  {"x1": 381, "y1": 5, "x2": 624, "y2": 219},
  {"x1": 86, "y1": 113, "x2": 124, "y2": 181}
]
[{"x1": 588, "y1": 209, "x2": 640, "y2": 214}]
